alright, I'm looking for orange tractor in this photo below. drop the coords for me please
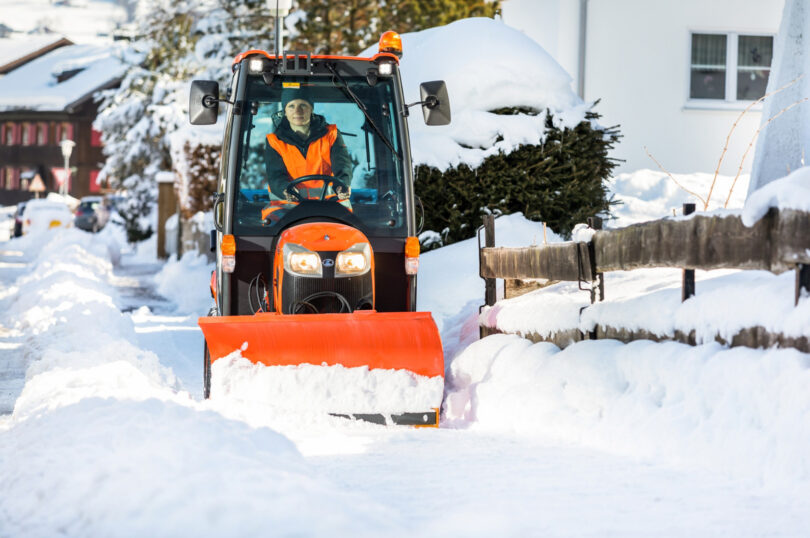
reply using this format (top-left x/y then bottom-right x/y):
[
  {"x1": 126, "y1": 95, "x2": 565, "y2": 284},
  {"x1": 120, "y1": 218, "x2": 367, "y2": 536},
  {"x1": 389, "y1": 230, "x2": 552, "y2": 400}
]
[{"x1": 190, "y1": 32, "x2": 450, "y2": 426}]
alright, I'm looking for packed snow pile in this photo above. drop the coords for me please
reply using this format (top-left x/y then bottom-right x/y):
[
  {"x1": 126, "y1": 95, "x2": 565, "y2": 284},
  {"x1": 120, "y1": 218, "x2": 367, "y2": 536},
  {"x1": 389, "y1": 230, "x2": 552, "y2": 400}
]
[
  {"x1": 453, "y1": 170, "x2": 810, "y2": 490},
  {"x1": 0, "y1": 230, "x2": 403, "y2": 536},
  {"x1": 444, "y1": 335, "x2": 810, "y2": 489},
  {"x1": 153, "y1": 247, "x2": 215, "y2": 315},
  {"x1": 480, "y1": 268, "x2": 809, "y2": 342},
  {"x1": 418, "y1": 212, "x2": 563, "y2": 338},
  {"x1": 608, "y1": 169, "x2": 750, "y2": 227},
  {"x1": 365, "y1": 18, "x2": 589, "y2": 170},
  {"x1": 742, "y1": 165, "x2": 810, "y2": 225},
  {"x1": 212, "y1": 352, "x2": 444, "y2": 415}
]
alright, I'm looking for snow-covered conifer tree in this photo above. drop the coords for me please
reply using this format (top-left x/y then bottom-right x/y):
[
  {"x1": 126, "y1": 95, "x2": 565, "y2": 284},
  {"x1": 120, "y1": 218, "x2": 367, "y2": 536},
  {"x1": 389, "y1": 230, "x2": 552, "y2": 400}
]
[
  {"x1": 95, "y1": 0, "x2": 276, "y2": 242},
  {"x1": 749, "y1": 0, "x2": 810, "y2": 196}
]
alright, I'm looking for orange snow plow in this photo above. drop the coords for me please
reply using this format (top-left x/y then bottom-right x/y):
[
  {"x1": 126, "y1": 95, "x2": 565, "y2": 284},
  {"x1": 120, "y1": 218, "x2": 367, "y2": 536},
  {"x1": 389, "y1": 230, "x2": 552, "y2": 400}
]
[
  {"x1": 190, "y1": 32, "x2": 451, "y2": 426},
  {"x1": 199, "y1": 311, "x2": 443, "y2": 378}
]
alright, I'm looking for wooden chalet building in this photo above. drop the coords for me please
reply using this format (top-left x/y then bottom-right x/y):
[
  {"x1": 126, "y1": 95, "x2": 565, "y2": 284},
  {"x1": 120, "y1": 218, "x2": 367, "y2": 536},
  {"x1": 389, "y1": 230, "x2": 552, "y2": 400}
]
[{"x1": 0, "y1": 42, "x2": 124, "y2": 205}]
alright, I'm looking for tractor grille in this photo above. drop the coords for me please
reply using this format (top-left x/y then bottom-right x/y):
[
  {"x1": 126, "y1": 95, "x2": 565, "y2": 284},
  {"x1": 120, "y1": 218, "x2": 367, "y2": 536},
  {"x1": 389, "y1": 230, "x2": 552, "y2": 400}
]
[{"x1": 281, "y1": 270, "x2": 373, "y2": 314}]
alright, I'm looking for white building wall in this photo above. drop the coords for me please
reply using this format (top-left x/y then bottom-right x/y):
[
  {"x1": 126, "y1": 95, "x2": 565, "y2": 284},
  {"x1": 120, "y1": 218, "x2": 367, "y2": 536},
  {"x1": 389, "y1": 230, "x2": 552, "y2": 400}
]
[
  {"x1": 503, "y1": 0, "x2": 784, "y2": 176},
  {"x1": 501, "y1": 0, "x2": 582, "y2": 91}
]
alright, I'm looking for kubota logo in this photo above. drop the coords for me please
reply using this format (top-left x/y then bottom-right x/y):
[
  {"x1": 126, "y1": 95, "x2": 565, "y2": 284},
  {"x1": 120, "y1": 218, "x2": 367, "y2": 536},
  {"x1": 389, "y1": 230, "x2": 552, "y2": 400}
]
[{"x1": 322, "y1": 258, "x2": 334, "y2": 267}]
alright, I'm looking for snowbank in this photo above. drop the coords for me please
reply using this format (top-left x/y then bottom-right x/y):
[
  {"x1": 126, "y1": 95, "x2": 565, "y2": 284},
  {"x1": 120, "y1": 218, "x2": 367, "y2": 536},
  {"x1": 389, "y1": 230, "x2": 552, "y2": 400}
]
[
  {"x1": 153, "y1": 248, "x2": 214, "y2": 315},
  {"x1": 481, "y1": 268, "x2": 810, "y2": 343},
  {"x1": 0, "y1": 229, "x2": 403, "y2": 536},
  {"x1": 742, "y1": 165, "x2": 810, "y2": 225},
  {"x1": 608, "y1": 169, "x2": 750, "y2": 227},
  {"x1": 444, "y1": 334, "x2": 810, "y2": 491},
  {"x1": 417, "y1": 212, "x2": 563, "y2": 337},
  {"x1": 365, "y1": 18, "x2": 587, "y2": 170}
]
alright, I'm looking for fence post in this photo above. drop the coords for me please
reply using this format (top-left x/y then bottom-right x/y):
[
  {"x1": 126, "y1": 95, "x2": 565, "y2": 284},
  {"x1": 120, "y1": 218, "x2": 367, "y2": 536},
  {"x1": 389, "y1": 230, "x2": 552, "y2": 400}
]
[
  {"x1": 483, "y1": 214, "x2": 497, "y2": 307},
  {"x1": 797, "y1": 264, "x2": 810, "y2": 306},
  {"x1": 587, "y1": 216, "x2": 604, "y2": 302},
  {"x1": 682, "y1": 203, "x2": 696, "y2": 301}
]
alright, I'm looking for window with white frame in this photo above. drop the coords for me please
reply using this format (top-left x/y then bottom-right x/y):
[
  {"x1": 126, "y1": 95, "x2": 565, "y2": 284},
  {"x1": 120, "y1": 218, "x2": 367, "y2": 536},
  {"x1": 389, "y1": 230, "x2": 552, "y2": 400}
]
[{"x1": 690, "y1": 33, "x2": 773, "y2": 102}]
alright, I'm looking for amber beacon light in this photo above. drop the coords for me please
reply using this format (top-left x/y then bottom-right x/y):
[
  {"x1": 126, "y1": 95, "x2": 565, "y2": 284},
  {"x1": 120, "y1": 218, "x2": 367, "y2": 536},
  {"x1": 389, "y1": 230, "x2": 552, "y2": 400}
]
[{"x1": 378, "y1": 31, "x2": 403, "y2": 57}]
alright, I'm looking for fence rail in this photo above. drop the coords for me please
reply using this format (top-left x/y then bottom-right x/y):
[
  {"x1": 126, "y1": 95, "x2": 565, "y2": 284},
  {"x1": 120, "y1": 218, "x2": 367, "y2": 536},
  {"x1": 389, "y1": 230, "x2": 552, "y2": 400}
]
[{"x1": 478, "y1": 208, "x2": 810, "y2": 351}]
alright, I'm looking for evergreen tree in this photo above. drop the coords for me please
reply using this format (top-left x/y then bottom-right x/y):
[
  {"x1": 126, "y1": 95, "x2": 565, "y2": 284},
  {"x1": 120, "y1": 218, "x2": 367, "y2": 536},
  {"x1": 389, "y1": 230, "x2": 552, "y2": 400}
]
[
  {"x1": 379, "y1": 0, "x2": 500, "y2": 34},
  {"x1": 290, "y1": 0, "x2": 500, "y2": 55},
  {"x1": 291, "y1": 0, "x2": 378, "y2": 55},
  {"x1": 95, "y1": 0, "x2": 277, "y2": 242}
]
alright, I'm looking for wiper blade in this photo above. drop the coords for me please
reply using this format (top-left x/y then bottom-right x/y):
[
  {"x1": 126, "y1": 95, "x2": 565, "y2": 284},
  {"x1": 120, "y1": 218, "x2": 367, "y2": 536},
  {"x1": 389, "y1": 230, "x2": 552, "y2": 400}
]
[{"x1": 326, "y1": 63, "x2": 401, "y2": 160}]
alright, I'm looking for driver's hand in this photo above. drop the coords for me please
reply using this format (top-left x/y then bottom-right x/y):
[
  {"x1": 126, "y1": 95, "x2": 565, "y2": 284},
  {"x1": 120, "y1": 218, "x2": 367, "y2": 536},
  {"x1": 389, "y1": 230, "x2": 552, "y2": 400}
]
[
  {"x1": 284, "y1": 190, "x2": 296, "y2": 202},
  {"x1": 336, "y1": 185, "x2": 351, "y2": 201}
]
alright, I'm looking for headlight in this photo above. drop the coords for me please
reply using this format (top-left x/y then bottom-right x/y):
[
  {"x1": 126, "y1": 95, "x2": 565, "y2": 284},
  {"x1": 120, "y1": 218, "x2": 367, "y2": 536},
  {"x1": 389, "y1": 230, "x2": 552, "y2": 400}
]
[
  {"x1": 335, "y1": 243, "x2": 371, "y2": 277},
  {"x1": 283, "y1": 243, "x2": 322, "y2": 277}
]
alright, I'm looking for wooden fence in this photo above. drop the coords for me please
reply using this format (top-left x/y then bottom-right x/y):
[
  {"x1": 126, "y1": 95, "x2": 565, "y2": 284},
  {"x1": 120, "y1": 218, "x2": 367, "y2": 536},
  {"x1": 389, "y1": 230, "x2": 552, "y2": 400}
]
[{"x1": 478, "y1": 207, "x2": 810, "y2": 352}]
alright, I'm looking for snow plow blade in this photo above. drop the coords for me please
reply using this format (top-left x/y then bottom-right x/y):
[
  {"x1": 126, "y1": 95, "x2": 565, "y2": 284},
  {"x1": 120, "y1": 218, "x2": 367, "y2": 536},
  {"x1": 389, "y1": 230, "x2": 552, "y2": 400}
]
[{"x1": 198, "y1": 311, "x2": 444, "y2": 425}]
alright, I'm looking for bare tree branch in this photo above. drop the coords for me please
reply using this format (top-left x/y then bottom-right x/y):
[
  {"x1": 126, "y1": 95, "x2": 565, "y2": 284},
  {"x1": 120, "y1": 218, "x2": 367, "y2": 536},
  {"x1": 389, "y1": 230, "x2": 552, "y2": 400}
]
[
  {"x1": 644, "y1": 146, "x2": 707, "y2": 209},
  {"x1": 724, "y1": 97, "x2": 809, "y2": 208}
]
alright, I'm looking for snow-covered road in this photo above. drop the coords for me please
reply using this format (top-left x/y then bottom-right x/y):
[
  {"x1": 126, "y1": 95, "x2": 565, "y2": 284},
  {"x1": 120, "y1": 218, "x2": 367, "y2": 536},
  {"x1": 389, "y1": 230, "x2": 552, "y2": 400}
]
[{"x1": 2, "y1": 225, "x2": 808, "y2": 536}]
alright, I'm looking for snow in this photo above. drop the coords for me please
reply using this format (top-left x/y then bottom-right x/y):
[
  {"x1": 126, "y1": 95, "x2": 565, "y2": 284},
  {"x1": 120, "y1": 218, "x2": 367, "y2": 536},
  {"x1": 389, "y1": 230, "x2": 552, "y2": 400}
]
[
  {"x1": 2, "y1": 170, "x2": 810, "y2": 533},
  {"x1": 212, "y1": 352, "x2": 444, "y2": 415},
  {"x1": 1, "y1": 12, "x2": 809, "y2": 535},
  {"x1": 153, "y1": 249, "x2": 214, "y2": 315},
  {"x1": 0, "y1": 35, "x2": 68, "y2": 68},
  {"x1": 0, "y1": 0, "x2": 127, "y2": 45},
  {"x1": 363, "y1": 18, "x2": 587, "y2": 171},
  {"x1": 749, "y1": 0, "x2": 810, "y2": 195},
  {"x1": 607, "y1": 169, "x2": 750, "y2": 227},
  {"x1": 742, "y1": 165, "x2": 810, "y2": 225},
  {"x1": 0, "y1": 43, "x2": 126, "y2": 111},
  {"x1": 481, "y1": 267, "x2": 809, "y2": 342},
  {"x1": 444, "y1": 335, "x2": 810, "y2": 491}
]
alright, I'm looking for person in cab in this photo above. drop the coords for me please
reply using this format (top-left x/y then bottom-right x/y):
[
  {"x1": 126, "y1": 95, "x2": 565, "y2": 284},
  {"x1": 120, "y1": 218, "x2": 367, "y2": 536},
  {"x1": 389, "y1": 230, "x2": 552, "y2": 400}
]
[{"x1": 264, "y1": 88, "x2": 352, "y2": 204}]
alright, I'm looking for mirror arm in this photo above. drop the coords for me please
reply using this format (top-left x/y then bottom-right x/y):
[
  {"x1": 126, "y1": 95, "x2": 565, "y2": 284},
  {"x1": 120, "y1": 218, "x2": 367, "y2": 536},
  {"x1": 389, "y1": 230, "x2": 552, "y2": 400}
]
[
  {"x1": 405, "y1": 95, "x2": 440, "y2": 110},
  {"x1": 202, "y1": 95, "x2": 233, "y2": 108}
]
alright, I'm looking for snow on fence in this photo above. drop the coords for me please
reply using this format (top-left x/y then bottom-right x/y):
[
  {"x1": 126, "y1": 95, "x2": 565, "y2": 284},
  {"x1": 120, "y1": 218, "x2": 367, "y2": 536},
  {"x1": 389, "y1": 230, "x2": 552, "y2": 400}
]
[{"x1": 478, "y1": 209, "x2": 810, "y2": 352}]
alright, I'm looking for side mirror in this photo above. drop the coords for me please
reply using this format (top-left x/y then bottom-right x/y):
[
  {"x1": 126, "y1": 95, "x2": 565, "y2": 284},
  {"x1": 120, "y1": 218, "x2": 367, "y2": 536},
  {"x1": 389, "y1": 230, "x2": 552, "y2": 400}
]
[
  {"x1": 189, "y1": 80, "x2": 220, "y2": 125},
  {"x1": 419, "y1": 80, "x2": 451, "y2": 126}
]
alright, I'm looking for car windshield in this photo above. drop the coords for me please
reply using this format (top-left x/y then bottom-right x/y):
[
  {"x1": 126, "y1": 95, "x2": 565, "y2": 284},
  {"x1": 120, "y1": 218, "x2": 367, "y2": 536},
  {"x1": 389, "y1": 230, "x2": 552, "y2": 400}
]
[
  {"x1": 79, "y1": 202, "x2": 100, "y2": 211},
  {"x1": 232, "y1": 75, "x2": 407, "y2": 237}
]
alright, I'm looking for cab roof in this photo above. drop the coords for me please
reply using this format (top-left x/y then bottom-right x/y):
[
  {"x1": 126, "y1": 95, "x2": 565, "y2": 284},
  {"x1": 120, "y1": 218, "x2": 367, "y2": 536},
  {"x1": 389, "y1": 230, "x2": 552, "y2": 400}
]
[{"x1": 233, "y1": 50, "x2": 399, "y2": 66}]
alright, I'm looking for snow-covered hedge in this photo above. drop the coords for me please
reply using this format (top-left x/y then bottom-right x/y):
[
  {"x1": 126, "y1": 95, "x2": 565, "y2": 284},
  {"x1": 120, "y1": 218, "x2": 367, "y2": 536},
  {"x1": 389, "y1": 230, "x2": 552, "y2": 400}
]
[{"x1": 391, "y1": 18, "x2": 621, "y2": 246}]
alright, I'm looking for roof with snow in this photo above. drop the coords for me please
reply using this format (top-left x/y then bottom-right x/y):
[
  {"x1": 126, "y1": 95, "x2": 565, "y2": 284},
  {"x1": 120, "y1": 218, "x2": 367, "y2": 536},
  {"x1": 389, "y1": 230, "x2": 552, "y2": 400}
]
[
  {"x1": 0, "y1": 43, "x2": 126, "y2": 113},
  {"x1": 0, "y1": 35, "x2": 73, "y2": 74}
]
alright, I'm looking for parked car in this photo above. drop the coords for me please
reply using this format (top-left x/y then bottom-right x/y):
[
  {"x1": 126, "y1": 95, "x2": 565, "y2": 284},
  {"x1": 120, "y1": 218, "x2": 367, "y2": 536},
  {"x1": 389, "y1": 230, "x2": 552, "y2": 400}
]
[
  {"x1": 21, "y1": 200, "x2": 73, "y2": 235},
  {"x1": 74, "y1": 196, "x2": 111, "y2": 232},
  {"x1": 13, "y1": 201, "x2": 27, "y2": 238}
]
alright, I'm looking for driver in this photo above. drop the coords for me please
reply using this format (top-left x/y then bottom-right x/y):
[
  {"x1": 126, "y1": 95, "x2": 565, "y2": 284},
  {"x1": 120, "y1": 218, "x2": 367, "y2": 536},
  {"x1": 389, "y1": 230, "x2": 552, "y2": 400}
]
[{"x1": 264, "y1": 88, "x2": 352, "y2": 204}]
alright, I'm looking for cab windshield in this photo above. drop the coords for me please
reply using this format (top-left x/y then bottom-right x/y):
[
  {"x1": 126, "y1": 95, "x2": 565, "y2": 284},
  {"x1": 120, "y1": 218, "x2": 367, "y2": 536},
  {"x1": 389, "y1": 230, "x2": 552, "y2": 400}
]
[{"x1": 232, "y1": 75, "x2": 407, "y2": 236}]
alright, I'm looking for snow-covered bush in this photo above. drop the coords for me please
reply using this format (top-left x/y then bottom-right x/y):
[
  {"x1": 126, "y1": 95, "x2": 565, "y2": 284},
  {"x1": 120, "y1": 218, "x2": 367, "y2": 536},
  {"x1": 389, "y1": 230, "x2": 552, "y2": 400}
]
[
  {"x1": 388, "y1": 18, "x2": 621, "y2": 248},
  {"x1": 416, "y1": 107, "x2": 620, "y2": 247}
]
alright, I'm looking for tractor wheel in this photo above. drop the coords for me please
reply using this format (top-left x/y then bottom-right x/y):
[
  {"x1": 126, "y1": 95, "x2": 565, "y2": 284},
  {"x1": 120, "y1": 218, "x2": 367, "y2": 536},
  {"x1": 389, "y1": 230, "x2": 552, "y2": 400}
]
[{"x1": 203, "y1": 342, "x2": 211, "y2": 399}]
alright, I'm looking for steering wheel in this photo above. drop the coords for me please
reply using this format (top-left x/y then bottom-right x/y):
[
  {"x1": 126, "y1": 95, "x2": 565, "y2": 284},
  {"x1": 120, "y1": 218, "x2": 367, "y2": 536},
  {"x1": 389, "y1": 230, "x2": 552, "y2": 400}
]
[{"x1": 283, "y1": 175, "x2": 349, "y2": 202}]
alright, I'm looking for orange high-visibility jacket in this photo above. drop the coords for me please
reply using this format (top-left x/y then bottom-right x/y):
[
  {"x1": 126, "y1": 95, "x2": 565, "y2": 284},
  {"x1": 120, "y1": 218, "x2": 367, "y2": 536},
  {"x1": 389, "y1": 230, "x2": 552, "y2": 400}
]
[{"x1": 266, "y1": 124, "x2": 338, "y2": 199}]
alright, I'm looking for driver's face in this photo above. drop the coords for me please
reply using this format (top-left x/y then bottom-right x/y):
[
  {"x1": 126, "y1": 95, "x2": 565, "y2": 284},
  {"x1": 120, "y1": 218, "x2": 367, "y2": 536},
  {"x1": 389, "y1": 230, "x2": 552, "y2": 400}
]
[{"x1": 285, "y1": 99, "x2": 313, "y2": 128}]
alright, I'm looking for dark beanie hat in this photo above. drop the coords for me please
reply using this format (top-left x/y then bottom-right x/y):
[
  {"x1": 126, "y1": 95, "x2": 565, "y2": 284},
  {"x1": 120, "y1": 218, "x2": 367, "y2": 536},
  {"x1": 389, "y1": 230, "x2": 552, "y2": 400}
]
[{"x1": 281, "y1": 88, "x2": 313, "y2": 109}]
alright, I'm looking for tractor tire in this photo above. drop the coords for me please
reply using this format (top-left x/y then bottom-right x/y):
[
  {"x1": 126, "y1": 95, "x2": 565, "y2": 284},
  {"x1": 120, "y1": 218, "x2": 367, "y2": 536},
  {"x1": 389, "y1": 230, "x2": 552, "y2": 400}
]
[
  {"x1": 203, "y1": 341, "x2": 211, "y2": 399},
  {"x1": 203, "y1": 305, "x2": 216, "y2": 399}
]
